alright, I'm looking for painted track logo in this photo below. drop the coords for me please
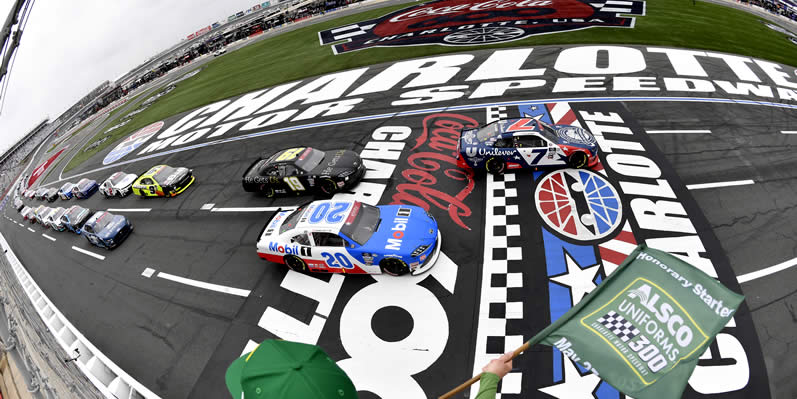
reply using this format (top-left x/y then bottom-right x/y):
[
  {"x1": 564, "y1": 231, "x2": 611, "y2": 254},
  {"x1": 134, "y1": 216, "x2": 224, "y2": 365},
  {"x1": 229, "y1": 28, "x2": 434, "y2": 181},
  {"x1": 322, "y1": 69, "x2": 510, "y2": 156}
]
[
  {"x1": 535, "y1": 169, "x2": 622, "y2": 241},
  {"x1": 318, "y1": 0, "x2": 646, "y2": 54},
  {"x1": 103, "y1": 121, "x2": 165, "y2": 165}
]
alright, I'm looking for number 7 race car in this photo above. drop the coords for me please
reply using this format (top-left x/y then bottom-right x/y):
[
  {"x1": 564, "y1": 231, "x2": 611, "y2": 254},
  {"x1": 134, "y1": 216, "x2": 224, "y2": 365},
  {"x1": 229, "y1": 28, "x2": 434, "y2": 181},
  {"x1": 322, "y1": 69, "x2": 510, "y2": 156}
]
[
  {"x1": 256, "y1": 200, "x2": 441, "y2": 276},
  {"x1": 458, "y1": 118, "x2": 599, "y2": 174},
  {"x1": 242, "y1": 147, "x2": 365, "y2": 197}
]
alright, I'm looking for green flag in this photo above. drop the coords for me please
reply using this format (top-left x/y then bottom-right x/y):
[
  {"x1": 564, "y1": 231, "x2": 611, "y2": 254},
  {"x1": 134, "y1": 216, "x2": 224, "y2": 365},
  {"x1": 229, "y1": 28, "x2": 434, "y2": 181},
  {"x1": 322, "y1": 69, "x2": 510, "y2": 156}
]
[{"x1": 527, "y1": 244, "x2": 743, "y2": 399}]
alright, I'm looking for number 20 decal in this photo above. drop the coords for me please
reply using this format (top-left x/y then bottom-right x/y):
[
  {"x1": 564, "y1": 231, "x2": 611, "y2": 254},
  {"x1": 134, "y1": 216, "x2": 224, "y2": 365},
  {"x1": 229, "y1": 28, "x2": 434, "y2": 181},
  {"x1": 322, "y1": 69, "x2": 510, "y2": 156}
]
[
  {"x1": 321, "y1": 252, "x2": 353, "y2": 269},
  {"x1": 309, "y1": 202, "x2": 351, "y2": 224}
]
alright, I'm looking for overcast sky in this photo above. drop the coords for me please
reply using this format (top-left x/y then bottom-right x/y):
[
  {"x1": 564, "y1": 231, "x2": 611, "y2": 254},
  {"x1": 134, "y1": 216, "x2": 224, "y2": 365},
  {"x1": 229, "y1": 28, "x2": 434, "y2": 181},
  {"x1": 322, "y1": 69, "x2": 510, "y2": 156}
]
[{"x1": 0, "y1": 0, "x2": 268, "y2": 154}]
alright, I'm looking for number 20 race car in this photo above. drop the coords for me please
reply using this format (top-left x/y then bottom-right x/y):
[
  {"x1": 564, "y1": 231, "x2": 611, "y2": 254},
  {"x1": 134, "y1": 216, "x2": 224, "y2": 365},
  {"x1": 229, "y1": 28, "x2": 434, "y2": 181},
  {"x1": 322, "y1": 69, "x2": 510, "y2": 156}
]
[
  {"x1": 458, "y1": 118, "x2": 599, "y2": 174},
  {"x1": 256, "y1": 200, "x2": 441, "y2": 276}
]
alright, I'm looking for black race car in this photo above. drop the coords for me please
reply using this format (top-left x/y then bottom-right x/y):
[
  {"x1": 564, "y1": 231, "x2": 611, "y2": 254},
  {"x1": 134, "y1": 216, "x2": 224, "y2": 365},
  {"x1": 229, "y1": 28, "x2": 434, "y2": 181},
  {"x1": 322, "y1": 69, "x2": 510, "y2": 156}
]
[{"x1": 242, "y1": 147, "x2": 365, "y2": 197}]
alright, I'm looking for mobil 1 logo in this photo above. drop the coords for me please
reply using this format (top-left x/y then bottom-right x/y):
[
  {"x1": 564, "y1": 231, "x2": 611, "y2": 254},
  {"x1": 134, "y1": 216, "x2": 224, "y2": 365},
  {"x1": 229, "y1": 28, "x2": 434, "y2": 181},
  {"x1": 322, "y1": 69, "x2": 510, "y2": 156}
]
[{"x1": 568, "y1": 101, "x2": 769, "y2": 398}]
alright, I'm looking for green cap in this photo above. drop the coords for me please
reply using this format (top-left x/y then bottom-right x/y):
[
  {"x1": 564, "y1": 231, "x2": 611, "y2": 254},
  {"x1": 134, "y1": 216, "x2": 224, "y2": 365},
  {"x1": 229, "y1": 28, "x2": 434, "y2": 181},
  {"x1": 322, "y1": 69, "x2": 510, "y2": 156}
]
[{"x1": 225, "y1": 340, "x2": 358, "y2": 399}]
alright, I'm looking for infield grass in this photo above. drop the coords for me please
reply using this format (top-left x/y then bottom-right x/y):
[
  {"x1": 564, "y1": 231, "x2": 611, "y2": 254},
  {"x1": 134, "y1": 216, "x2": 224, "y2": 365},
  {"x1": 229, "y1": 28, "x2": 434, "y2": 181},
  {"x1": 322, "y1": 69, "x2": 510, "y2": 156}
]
[{"x1": 64, "y1": 0, "x2": 797, "y2": 173}]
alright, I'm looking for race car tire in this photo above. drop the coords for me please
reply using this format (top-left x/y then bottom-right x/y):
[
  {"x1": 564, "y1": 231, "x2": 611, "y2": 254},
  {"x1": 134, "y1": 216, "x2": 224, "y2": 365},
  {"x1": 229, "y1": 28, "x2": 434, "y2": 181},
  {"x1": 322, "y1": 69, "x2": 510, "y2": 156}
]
[
  {"x1": 319, "y1": 178, "x2": 337, "y2": 197},
  {"x1": 379, "y1": 257, "x2": 410, "y2": 276},
  {"x1": 485, "y1": 157, "x2": 506, "y2": 175},
  {"x1": 259, "y1": 184, "x2": 275, "y2": 198},
  {"x1": 568, "y1": 151, "x2": 589, "y2": 169},
  {"x1": 284, "y1": 255, "x2": 308, "y2": 272}
]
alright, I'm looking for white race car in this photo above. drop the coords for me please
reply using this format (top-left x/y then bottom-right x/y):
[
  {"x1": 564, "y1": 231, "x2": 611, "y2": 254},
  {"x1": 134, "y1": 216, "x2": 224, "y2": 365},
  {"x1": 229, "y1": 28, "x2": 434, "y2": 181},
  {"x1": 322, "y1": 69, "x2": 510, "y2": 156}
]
[
  {"x1": 256, "y1": 200, "x2": 441, "y2": 276},
  {"x1": 99, "y1": 171, "x2": 138, "y2": 198}
]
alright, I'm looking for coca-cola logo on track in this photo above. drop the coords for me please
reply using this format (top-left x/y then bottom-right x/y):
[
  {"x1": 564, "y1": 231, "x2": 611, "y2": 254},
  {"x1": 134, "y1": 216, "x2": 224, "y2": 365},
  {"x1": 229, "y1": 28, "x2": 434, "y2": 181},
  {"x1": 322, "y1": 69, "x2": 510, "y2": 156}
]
[{"x1": 318, "y1": 0, "x2": 646, "y2": 54}]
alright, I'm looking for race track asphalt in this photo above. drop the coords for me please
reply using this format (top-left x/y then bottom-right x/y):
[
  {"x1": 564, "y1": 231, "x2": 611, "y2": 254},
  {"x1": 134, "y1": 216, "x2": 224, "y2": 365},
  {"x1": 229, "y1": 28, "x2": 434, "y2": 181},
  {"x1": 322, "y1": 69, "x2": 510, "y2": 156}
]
[{"x1": 1, "y1": 42, "x2": 796, "y2": 398}]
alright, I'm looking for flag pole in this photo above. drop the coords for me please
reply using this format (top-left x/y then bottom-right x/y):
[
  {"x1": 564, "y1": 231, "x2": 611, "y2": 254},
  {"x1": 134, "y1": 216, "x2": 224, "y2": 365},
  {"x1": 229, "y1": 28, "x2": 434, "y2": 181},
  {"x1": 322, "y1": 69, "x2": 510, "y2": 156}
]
[{"x1": 438, "y1": 338, "x2": 540, "y2": 399}]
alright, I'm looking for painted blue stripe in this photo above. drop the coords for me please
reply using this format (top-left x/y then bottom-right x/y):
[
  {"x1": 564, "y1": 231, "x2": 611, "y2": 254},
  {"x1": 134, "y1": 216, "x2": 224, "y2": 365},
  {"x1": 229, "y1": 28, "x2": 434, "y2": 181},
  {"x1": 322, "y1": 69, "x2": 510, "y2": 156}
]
[{"x1": 53, "y1": 95, "x2": 797, "y2": 185}]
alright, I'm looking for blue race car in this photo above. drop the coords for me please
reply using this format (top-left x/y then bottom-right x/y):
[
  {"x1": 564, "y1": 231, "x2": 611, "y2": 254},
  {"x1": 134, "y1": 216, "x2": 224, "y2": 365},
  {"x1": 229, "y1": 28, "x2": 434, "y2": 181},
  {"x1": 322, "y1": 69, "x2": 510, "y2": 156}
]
[
  {"x1": 256, "y1": 200, "x2": 441, "y2": 276},
  {"x1": 457, "y1": 118, "x2": 599, "y2": 174},
  {"x1": 60, "y1": 205, "x2": 91, "y2": 234},
  {"x1": 80, "y1": 211, "x2": 133, "y2": 249},
  {"x1": 72, "y1": 178, "x2": 99, "y2": 199},
  {"x1": 58, "y1": 182, "x2": 75, "y2": 200}
]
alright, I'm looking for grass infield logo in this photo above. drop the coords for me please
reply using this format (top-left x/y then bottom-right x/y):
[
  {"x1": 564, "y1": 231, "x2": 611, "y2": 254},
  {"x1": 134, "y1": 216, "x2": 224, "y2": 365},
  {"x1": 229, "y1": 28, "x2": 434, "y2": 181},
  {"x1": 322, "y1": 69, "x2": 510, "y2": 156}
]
[{"x1": 319, "y1": 0, "x2": 646, "y2": 54}]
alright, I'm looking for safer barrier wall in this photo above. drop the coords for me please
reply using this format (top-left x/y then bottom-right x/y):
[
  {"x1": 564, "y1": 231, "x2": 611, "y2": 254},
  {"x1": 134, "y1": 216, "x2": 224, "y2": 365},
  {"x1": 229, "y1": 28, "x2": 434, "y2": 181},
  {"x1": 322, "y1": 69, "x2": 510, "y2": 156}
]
[{"x1": 0, "y1": 232, "x2": 160, "y2": 399}]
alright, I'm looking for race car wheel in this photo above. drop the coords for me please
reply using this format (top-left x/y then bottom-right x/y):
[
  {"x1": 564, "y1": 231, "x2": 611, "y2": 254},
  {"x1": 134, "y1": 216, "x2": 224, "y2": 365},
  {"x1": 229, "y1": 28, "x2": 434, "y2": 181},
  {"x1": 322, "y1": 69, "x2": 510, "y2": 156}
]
[
  {"x1": 379, "y1": 258, "x2": 409, "y2": 276},
  {"x1": 320, "y1": 179, "x2": 337, "y2": 197},
  {"x1": 485, "y1": 157, "x2": 506, "y2": 175},
  {"x1": 284, "y1": 255, "x2": 308, "y2": 272},
  {"x1": 568, "y1": 151, "x2": 589, "y2": 169}
]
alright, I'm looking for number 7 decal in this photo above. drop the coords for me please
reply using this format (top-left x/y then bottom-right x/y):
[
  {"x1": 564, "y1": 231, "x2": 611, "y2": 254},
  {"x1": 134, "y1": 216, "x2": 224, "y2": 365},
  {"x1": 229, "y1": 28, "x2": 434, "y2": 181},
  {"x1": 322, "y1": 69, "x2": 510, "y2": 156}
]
[{"x1": 531, "y1": 148, "x2": 546, "y2": 164}]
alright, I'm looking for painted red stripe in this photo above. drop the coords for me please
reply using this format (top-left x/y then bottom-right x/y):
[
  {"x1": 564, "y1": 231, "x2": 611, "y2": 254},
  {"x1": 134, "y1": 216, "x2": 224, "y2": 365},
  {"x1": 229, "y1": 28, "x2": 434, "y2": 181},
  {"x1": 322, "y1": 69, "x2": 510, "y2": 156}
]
[
  {"x1": 614, "y1": 230, "x2": 637, "y2": 245},
  {"x1": 558, "y1": 109, "x2": 578, "y2": 125},
  {"x1": 599, "y1": 246, "x2": 628, "y2": 266}
]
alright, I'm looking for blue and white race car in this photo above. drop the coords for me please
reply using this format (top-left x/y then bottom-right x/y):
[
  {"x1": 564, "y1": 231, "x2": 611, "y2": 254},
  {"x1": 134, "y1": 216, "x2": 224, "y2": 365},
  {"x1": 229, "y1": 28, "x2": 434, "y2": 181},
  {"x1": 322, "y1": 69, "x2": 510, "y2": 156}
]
[
  {"x1": 256, "y1": 200, "x2": 441, "y2": 276},
  {"x1": 80, "y1": 211, "x2": 133, "y2": 249},
  {"x1": 458, "y1": 118, "x2": 599, "y2": 174}
]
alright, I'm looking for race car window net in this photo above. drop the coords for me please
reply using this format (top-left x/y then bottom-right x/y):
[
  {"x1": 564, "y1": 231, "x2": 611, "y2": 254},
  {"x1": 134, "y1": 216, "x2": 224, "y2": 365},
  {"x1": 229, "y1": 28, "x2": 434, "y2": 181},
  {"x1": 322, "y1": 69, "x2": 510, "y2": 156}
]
[
  {"x1": 340, "y1": 203, "x2": 380, "y2": 246},
  {"x1": 295, "y1": 148, "x2": 325, "y2": 172},
  {"x1": 476, "y1": 121, "x2": 501, "y2": 141},
  {"x1": 280, "y1": 206, "x2": 307, "y2": 234}
]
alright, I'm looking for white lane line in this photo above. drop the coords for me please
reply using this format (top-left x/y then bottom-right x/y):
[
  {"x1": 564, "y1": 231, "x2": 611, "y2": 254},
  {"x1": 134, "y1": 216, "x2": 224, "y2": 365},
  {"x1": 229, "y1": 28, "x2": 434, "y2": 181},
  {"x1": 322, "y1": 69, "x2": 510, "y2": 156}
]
[
  {"x1": 141, "y1": 268, "x2": 156, "y2": 278},
  {"x1": 738, "y1": 257, "x2": 797, "y2": 283},
  {"x1": 781, "y1": 130, "x2": 797, "y2": 134},
  {"x1": 42, "y1": 234, "x2": 55, "y2": 242},
  {"x1": 27, "y1": 227, "x2": 35, "y2": 232},
  {"x1": 646, "y1": 129, "x2": 712, "y2": 134},
  {"x1": 106, "y1": 208, "x2": 151, "y2": 212},
  {"x1": 157, "y1": 271, "x2": 251, "y2": 297},
  {"x1": 686, "y1": 179, "x2": 755, "y2": 190},
  {"x1": 71, "y1": 246, "x2": 106, "y2": 260},
  {"x1": 210, "y1": 206, "x2": 292, "y2": 212},
  {"x1": 200, "y1": 203, "x2": 215, "y2": 210}
]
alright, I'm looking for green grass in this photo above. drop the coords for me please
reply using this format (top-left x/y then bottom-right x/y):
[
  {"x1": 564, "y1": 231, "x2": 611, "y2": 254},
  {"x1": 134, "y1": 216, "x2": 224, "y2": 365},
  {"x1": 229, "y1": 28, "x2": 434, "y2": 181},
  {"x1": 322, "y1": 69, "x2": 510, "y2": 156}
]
[{"x1": 64, "y1": 0, "x2": 797, "y2": 173}]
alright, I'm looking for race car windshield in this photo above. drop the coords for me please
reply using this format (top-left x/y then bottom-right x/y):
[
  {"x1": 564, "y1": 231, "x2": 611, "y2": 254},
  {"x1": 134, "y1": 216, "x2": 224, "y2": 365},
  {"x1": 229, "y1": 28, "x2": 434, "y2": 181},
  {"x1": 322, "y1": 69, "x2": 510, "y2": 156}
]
[
  {"x1": 340, "y1": 202, "x2": 380, "y2": 245},
  {"x1": 153, "y1": 166, "x2": 178, "y2": 183},
  {"x1": 536, "y1": 120, "x2": 559, "y2": 142},
  {"x1": 279, "y1": 206, "x2": 307, "y2": 234},
  {"x1": 91, "y1": 213, "x2": 114, "y2": 232},
  {"x1": 109, "y1": 173, "x2": 125, "y2": 185},
  {"x1": 65, "y1": 207, "x2": 85, "y2": 221},
  {"x1": 476, "y1": 121, "x2": 501, "y2": 141},
  {"x1": 295, "y1": 148, "x2": 325, "y2": 172},
  {"x1": 60, "y1": 183, "x2": 72, "y2": 191}
]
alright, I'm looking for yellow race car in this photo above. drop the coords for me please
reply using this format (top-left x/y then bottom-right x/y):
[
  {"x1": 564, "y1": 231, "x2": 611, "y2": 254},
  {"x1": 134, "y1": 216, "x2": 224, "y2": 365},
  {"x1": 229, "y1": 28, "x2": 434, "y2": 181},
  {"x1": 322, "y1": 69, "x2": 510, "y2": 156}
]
[{"x1": 132, "y1": 165, "x2": 195, "y2": 197}]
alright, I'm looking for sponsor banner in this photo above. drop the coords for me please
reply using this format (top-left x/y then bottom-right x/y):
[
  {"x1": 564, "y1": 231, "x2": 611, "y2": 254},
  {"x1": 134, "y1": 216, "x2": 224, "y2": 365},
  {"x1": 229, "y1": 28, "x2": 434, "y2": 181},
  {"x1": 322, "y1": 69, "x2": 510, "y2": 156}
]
[
  {"x1": 318, "y1": 0, "x2": 646, "y2": 54},
  {"x1": 212, "y1": 22, "x2": 221, "y2": 29},
  {"x1": 98, "y1": 45, "x2": 797, "y2": 168},
  {"x1": 195, "y1": 26, "x2": 212, "y2": 37},
  {"x1": 187, "y1": 32, "x2": 196, "y2": 40},
  {"x1": 102, "y1": 121, "x2": 164, "y2": 165},
  {"x1": 253, "y1": 4, "x2": 262, "y2": 11},
  {"x1": 28, "y1": 148, "x2": 66, "y2": 187}
]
